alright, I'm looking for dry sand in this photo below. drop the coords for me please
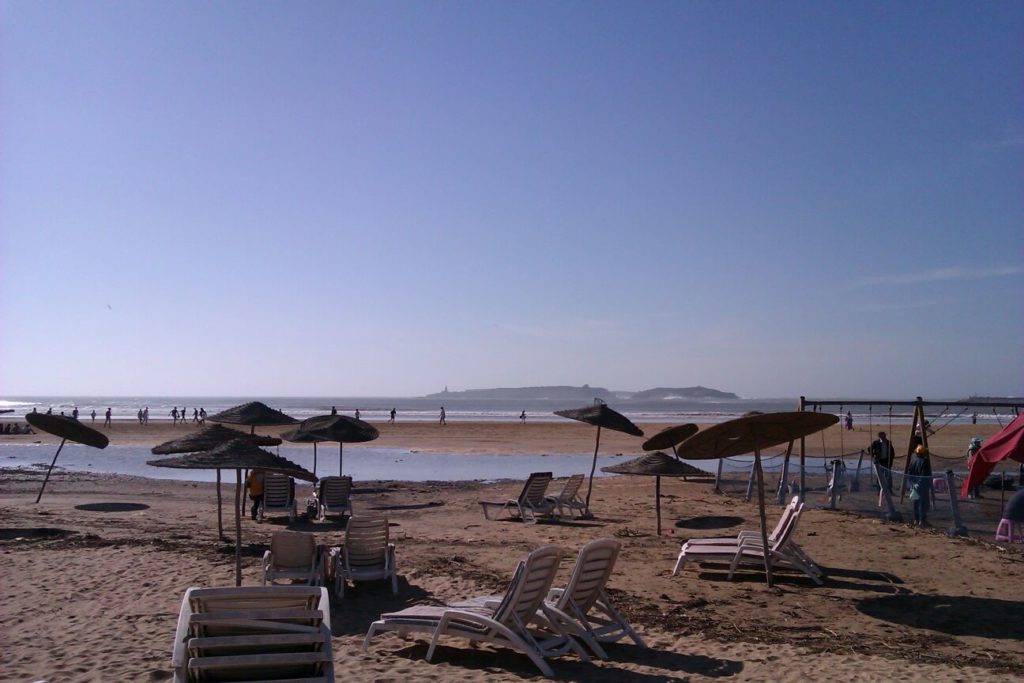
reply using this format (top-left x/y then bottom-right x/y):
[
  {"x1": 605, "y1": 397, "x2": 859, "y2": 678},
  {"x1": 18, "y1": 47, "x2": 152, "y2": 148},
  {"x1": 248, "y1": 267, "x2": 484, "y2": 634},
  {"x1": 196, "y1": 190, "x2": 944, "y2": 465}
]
[{"x1": 1, "y1": 420, "x2": 1022, "y2": 682}]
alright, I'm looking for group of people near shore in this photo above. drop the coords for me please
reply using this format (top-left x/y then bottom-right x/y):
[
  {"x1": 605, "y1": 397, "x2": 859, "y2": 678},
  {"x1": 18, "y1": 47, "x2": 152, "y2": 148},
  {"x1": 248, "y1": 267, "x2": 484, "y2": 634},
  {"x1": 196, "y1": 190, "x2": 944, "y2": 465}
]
[{"x1": 168, "y1": 406, "x2": 206, "y2": 425}]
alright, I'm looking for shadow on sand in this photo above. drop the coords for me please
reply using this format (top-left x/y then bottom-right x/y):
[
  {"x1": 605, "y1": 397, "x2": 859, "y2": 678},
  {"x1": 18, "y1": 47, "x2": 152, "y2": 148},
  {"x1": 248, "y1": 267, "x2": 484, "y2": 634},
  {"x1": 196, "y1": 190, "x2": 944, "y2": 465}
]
[
  {"x1": 74, "y1": 502, "x2": 150, "y2": 512},
  {"x1": 857, "y1": 593, "x2": 1024, "y2": 639}
]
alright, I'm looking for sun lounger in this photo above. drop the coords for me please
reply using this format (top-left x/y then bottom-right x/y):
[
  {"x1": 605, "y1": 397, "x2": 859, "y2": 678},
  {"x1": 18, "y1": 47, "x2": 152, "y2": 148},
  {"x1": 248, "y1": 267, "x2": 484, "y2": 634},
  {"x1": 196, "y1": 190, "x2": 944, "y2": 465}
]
[
  {"x1": 673, "y1": 503, "x2": 823, "y2": 584},
  {"x1": 545, "y1": 474, "x2": 587, "y2": 519},
  {"x1": 674, "y1": 496, "x2": 799, "y2": 560},
  {"x1": 258, "y1": 472, "x2": 297, "y2": 523},
  {"x1": 333, "y1": 516, "x2": 398, "y2": 598},
  {"x1": 315, "y1": 475, "x2": 353, "y2": 521},
  {"x1": 479, "y1": 471, "x2": 557, "y2": 523},
  {"x1": 171, "y1": 585, "x2": 334, "y2": 683},
  {"x1": 363, "y1": 544, "x2": 587, "y2": 677},
  {"x1": 262, "y1": 531, "x2": 323, "y2": 586}
]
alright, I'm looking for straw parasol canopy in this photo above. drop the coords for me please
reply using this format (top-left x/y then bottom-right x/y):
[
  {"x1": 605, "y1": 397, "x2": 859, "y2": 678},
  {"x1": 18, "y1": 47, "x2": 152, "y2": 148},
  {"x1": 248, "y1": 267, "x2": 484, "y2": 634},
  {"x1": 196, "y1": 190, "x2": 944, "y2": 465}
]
[
  {"x1": 279, "y1": 425, "x2": 328, "y2": 477},
  {"x1": 287, "y1": 414, "x2": 379, "y2": 476},
  {"x1": 642, "y1": 423, "x2": 699, "y2": 458},
  {"x1": 555, "y1": 402, "x2": 644, "y2": 516},
  {"x1": 148, "y1": 439, "x2": 315, "y2": 586},
  {"x1": 602, "y1": 451, "x2": 708, "y2": 535},
  {"x1": 206, "y1": 401, "x2": 298, "y2": 432},
  {"x1": 151, "y1": 424, "x2": 282, "y2": 455},
  {"x1": 151, "y1": 424, "x2": 283, "y2": 538},
  {"x1": 675, "y1": 411, "x2": 838, "y2": 585},
  {"x1": 26, "y1": 412, "x2": 110, "y2": 503}
]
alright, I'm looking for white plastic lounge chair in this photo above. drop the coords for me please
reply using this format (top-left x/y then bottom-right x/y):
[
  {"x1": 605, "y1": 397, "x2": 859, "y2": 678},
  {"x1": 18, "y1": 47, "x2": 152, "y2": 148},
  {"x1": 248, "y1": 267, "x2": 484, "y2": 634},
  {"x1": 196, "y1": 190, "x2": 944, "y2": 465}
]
[
  {"x1": 262, "y1": 531, "x2": 322, "y2": 586},
  {"x1": 542, "y1": 538, "x2": 645, "y2": 657},
  {"x1": 545, "y1": 474, "x2": 587, "y2": 519},
  {"x1": 171, "y1": 585, "x2": 334, "y2": 683},
  {"x1": 675, "y1": 496, "x2": 799, "y2": 555},
  {"x1": 363, "y1": 544, "x2": 587, "y2": 678},
  {"x1": 333, "y1": 516, "x2": 398, "y2": 598},
  {"x1": 479, "y1": 472, "x2": 557, "y2": 523},
  {"x1": 315, "y1": 475, "x2": 353, "y2": 521},
  {"x1": 673, "y1": 503, "x2": 823, "y2": 584},
  {"x1": 258, "y1": 472, "x2": 297, "y2": 523}
]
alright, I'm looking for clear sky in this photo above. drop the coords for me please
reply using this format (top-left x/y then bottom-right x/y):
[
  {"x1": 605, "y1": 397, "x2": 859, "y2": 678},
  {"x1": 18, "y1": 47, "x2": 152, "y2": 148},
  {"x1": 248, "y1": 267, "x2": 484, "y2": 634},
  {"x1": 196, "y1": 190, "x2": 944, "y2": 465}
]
[{"x1": 1, "y1": 1, "x2": 1021, "y2": 399}]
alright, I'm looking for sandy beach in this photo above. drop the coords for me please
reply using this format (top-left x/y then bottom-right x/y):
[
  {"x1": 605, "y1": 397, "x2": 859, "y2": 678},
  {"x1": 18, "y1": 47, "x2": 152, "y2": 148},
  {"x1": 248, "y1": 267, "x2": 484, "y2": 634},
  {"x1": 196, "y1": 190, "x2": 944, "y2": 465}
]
[{"x1": 2, "y1": 420, "x2": 1022, "y2": 682}]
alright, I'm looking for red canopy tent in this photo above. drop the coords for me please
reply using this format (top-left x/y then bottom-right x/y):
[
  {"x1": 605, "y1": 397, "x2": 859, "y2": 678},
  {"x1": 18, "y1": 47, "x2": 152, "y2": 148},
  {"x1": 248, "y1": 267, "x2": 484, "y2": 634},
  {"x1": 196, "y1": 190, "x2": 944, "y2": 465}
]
[{"x1": 961, "y1": 413, "x2": 1024, "y2": 498}]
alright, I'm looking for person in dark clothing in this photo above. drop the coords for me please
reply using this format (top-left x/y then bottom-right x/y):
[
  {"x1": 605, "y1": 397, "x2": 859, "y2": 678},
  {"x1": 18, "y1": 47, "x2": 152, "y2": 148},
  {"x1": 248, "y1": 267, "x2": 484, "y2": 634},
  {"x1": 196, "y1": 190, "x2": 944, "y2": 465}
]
[
  {"x1": 870, "y1": 431, "x2": 895, "y2": 493},
  {"x1": 907, "y1": 445, "x2": 933, "y2": 527}
]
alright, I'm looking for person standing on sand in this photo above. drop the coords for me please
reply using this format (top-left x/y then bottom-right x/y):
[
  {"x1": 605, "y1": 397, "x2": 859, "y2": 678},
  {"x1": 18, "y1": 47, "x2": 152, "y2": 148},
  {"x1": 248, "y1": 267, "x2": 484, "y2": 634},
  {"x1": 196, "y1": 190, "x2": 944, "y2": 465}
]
[
  {"x1": 245, "y1": 469, "x2": 266, "y2": 520},
  {"x1": 104, "y1": 407, "x2": 112, "y2": 427},
  {"x1": 199, "y1": 407, "x2": 206, "y2": 425},
  {"x1": 193, "y1": 408, "x2": 199, "y2": 423},
  {"x1": 170, "y1": 407, "x2": 179, "y2": 424},
  {"x1": 90, "y1": 409, "x2": 96, "y2": 423},
  {"x1": 907, "y1": 445, "x2": 933, "y2": 527},
  {"x1": 389, "y1": 408, "x2": 396, "y2": 424},
  {"x1": 845, "y1": 411, "x2": 853, "y2": 430},
  {"x1": 966, "y1": 437, "x2": 984, "y2": 499},
  {"x1": 355, "y1": 409, "x2": 361, "y2": 420},
  {"x1": 331, "y1": 406, "x2": 337, "y2": 415},
  {"x1": 439, "y1": 407, "x2": 446, "y2": 425},
  {"x1": 143, "y1": 407, "x2": 149, "y2": 425},
  {"x1": 72, "y1": 407, "x2": 79, "y2": 420},
  {"x1": 137, "y1": 408, "x2": 144, "y2": 424},
  {"x1": 520, "y1": 410, "x2": 526, "y2": 423},
  {"x1": 870, "y1": 431, "x2": 895, "y2": 493}
]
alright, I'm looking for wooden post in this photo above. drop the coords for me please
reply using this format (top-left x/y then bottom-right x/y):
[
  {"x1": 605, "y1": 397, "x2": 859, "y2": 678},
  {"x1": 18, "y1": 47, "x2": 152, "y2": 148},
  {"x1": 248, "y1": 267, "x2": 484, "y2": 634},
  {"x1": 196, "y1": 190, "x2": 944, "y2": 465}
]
[
  {"x1": 35, "y1": 438, "x2": 67, "y2": 504},
  {"x1": 875, "y1": 462, "x2": 903, "y2": 522},
  {"x1": 798, "y1": 396, "x2": 807, "y2": 504},
  {"x1": 338, "y1": 442, "x2": 344, "y2": 476},
  {"x1": 583, "y1": 425, "x2": 602, "y2": 516},
  {"x1": 234, "y1": 469, "x2": 242, "y2": 587},
  {"x1": 216, "y1": 469, "x2": 223, "y2": 538},
  {"x1": 754, "y1": 439, "x2": 773, "y2": 587},
  {"x1": 776, "y1": 440, "x2": 793, "y2": 505},
  {"x1": 655, "y1": 476, "x2": 662, "y2": 536},
  {"x1": 745, "y1": 461, "x2": 756, "y2": 502},
  {"x1": 714, "y1": 458, "x2": 724, "y2": 492}
]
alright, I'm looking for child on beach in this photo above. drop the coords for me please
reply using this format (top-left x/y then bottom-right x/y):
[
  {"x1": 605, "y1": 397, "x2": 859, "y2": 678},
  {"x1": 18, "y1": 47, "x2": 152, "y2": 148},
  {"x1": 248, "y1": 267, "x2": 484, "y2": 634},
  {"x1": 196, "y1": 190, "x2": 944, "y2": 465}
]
[{"x1": 907, "y1": 445, "x2": 933, "y2": 527}]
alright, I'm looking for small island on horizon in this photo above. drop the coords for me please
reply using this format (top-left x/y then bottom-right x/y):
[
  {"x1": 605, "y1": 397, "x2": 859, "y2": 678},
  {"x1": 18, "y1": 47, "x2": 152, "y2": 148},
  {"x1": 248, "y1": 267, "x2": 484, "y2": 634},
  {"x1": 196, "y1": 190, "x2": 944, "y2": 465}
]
[{"x1": 421, "y1": 385, "x2": 740, "y2": 401}]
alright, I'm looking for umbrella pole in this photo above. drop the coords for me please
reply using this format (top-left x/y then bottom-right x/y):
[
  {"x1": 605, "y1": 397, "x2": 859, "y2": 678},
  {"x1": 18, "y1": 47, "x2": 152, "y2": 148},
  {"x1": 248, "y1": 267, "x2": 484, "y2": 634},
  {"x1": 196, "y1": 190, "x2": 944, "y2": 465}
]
[
  {"x1": 655, "y1": 475, "x2": 662, "y2": 535},
  {"x1": 584, "y1": 425, "x2": 602, "y2": 516},
  {"x1": 216, "y1": 469, "x2": 223, "y2": 538},
  {"x1": 313, "y1": 442, "x2": 317, "y2": 478},
  {"x1": 339, "y1": 442, "x2": 344, "y2": 476},
  {"x1": 234, "y1": 469, "x2": 242, "y2": 587},
  {"x1": 754, "y1": 446, "x2": 774, "y2": 587},
  {"x1": 35, "y1": 438, "x2": 67, "y2": 504}
]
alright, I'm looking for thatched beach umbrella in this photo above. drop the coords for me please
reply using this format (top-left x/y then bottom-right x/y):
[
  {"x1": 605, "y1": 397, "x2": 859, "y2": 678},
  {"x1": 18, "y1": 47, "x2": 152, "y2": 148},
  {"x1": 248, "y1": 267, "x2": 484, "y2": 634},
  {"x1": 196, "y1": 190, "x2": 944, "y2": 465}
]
[
  {"x1": 204, "y1": 402, "x2": 298, "y2": 534},
  {"x1": 288, "y1": 414, "x2": 380, "y2": 476},
  {"x1": 674, "y1": 411, "x2": 838, "y2": 586},
  {"x1": 642, "y1": 423, "x2": 699, "y2": 459},
  {"x1": 554, "y1": 402, "x2": 644, "y2": 516},
  {"x1": 27, "y1": 412, "x2": 109, "y2": 503},
  {"x1": 151, "y1": 425, "x2": 282, "y2": 538},
  {"x1": 206, "y1": 401, "x2": 299, "y2": 434},
  {"x1": 602, "y1": 451, "x2": 707, "y2": 535},
  {"x1": 148, "y1": 439, "x2": 315, "y2": 586},
  {"x1": 279, "y1": 426, "x2": 327, "y2": 477}
]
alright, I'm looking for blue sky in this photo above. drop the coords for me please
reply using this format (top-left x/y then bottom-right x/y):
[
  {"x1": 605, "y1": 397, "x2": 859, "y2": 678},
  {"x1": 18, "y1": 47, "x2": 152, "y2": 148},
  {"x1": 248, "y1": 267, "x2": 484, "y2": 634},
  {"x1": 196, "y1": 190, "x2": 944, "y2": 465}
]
[{"x1": 1, "y1": 1, "x2": 1021, "y2": 398}]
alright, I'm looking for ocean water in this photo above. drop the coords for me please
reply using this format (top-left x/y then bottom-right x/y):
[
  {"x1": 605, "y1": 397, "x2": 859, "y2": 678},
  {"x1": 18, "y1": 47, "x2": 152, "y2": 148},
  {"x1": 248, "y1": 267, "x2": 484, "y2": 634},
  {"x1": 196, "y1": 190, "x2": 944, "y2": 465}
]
[
  {"x1": 0, "y1": 443, "x2": 708, "y2": 483},
  {"x1": 1, "y1": 395, "x2": 1011, "y2": 425}
]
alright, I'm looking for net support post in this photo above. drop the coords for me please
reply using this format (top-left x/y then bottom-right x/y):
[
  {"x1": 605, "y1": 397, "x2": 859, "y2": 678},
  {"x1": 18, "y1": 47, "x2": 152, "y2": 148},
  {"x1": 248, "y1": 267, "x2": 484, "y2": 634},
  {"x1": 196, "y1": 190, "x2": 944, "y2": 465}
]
[
  {"x1": 945, "y1": 470, "x2": 968, "y2": 537},
  {"x1": 875, "y1": 463, "x2": 903, "y2": 523}
]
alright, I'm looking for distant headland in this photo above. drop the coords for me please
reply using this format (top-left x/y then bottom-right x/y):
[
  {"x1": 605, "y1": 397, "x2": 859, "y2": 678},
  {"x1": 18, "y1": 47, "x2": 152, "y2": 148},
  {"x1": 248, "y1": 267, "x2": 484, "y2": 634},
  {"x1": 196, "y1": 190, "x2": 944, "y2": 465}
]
[{"x1": 421, "y1": 385, "x2": 739, "y2": 401}]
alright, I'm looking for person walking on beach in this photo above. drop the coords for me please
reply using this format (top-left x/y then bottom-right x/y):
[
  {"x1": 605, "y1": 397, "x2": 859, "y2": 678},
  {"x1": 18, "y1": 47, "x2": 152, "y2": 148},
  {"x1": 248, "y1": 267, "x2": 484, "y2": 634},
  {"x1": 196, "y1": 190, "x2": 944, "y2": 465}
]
[
  {"x1": 520, "y1": 410, "x2": 527, "y2": 423},
  {"x1": 389, "y1": 408, "x2": 396, "y2": 424},
  {"x1": 907, "y1": 445, "x2": 933, "y2": 527},
  {"x1": 104, "y1": 407, "x2": 112, "y2": 427},
  {"x1": 355, "y1": 409, "x2": 361, "y2": 420},
  {"x1": 90, "y1": 409, "x2": 96, "y2": 423},
  {"x1": 137, "y1": 408, "x2": 144, "y2": 425},
  {"x1": 331, "y1": 406, "x2": 337, "y2": 415},
  {"x1": 870, "y1": 431, "x2": 895, "y2": 493},
  {"x1": 143, "y1": 407, "x2": 149, "y2": 425},
  {"x1": 245, "y1": 469, "x2": 266, "y2": 520},
  {"x1": 439, "y1": 407, "x2": 446, "y2": 425},
  {"x1": 199, "y1": 407, "x2": 206, "y2": 425},
  {"x1": 966, "y1": 437, "x2": 984, "y2": 499},
  {"x1": 844, "y1": 411, "x2": 853, "y2": 430},
  {"x1": 193, "y1": 408, "x2": 199, "y2": 423},
  {"x1": 170, "y1": 407, "x2": 179, "y2": 424},
  {"x1": 72, "y1": 406, "x2": 79, "y2": 420}
]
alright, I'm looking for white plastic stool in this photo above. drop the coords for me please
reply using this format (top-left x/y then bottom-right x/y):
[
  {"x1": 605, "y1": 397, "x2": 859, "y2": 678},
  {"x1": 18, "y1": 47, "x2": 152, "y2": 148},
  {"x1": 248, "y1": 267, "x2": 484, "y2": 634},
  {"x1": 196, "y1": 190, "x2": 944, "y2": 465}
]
[{"x1": 995, "y1": 518, "x2": 1023, "y2": 543}]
